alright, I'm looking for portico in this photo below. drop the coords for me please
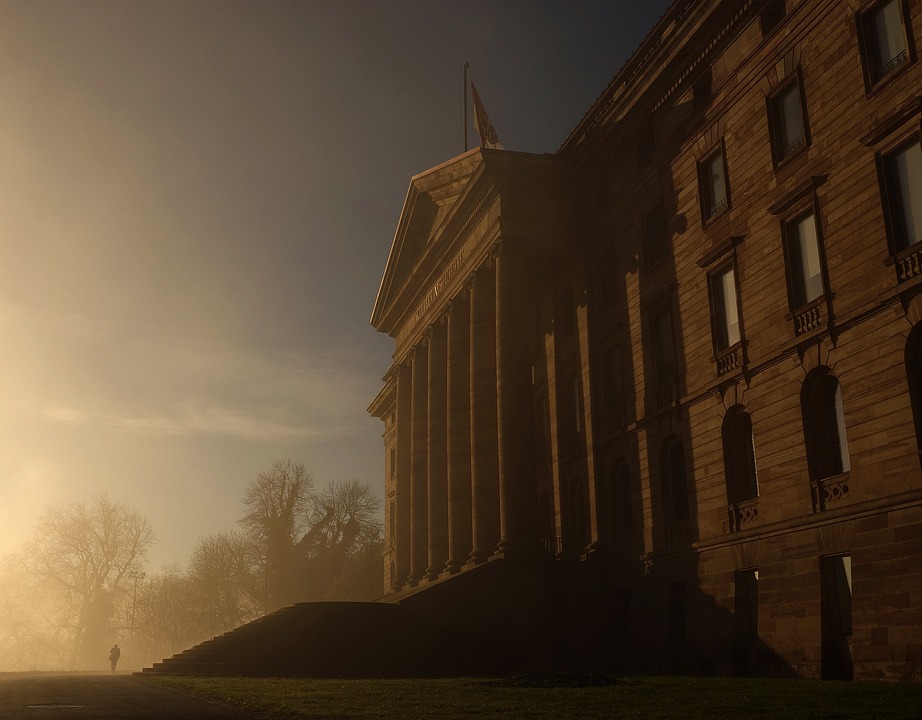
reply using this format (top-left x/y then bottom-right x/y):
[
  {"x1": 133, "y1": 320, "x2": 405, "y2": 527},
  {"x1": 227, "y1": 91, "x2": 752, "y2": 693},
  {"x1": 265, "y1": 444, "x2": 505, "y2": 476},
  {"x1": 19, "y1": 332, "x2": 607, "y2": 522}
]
[{"x1": 368, "y1": 148, "x2": 565, "y2": 591}]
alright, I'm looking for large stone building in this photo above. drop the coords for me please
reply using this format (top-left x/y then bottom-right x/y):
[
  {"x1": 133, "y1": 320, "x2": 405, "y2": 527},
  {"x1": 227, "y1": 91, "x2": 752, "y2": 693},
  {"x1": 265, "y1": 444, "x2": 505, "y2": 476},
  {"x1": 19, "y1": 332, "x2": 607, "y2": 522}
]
[{"x1": 369, "y1": 0, "x2": 922, "y2": 680}]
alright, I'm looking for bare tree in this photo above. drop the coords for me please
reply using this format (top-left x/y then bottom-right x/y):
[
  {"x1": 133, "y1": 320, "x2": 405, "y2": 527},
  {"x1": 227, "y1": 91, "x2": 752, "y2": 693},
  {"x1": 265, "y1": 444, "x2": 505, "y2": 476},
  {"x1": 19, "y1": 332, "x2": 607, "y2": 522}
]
[
  {"x1": 24, "y1": 495, "x2": 154, "y2": 669},
  {"x1": 295, "y1": 479, "x2": 382, "y2": 601},
  {"x1": 188, "y1": 531, "x2": 261, "y2": 638},
  {"x1": 239, "y1": 460, "x2": 312, "y2": 609},
  {"x1": 131, "y1": 566, "x2": 199, "y2": 669}
]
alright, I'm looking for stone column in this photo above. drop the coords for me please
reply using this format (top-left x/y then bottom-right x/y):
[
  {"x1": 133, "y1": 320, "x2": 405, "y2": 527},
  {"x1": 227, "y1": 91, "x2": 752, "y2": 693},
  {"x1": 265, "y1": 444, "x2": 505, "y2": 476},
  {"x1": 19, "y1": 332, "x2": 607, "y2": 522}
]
[
  {"x1": 393, "y1": 362, "x2": 412, "y2": 590},
  {"x1": 493, "y1": 241, "x2": 539, "y2": 559},
  {"x1": 445, "y1": 297, "x2": 472, "y2": 573},
  {"x1": 426, "y1": 321, "x2": 449, "y2": 579},
  {"x1": 468, "y1": 266, "x2": 500, "y2": 563},
  {"x1": 408, "y1": 341, "x2": 429, "y2": 585}
]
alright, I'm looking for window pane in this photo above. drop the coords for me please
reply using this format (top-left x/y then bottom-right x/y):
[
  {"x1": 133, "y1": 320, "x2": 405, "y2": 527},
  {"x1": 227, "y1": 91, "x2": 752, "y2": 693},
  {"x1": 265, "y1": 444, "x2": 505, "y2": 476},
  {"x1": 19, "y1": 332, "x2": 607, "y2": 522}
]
[
  {"x1": 872, "y1": 0, "x2": 906, "y2": 73},
  {"x1": 778, "y1": 83, "x2": 805, "y2": 152},
  {"x1": 653, "y1": 310, "x2": 675, "y2": 382},
  {"x1": 834, "y1": 384, "x2": 851, "y2": 473},
  {"x1": 792, "y1": 213, "x2": 823, "y2": 305},
  {"x1": 891, "y1": 140, "x2": 922, "y2": 249},
  {"x1": 707, "y1": 152, "x2": 727, "y2": 213},
  {"x1": 719, "y1": 267, "x2": 741, "y2": 347}
]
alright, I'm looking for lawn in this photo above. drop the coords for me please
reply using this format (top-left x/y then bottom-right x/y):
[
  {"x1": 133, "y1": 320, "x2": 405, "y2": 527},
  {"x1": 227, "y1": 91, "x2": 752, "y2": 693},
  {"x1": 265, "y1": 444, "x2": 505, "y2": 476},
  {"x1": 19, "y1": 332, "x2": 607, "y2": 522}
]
[{"x1": 140, "y1": 673, "x2": 922, "y2": 719}]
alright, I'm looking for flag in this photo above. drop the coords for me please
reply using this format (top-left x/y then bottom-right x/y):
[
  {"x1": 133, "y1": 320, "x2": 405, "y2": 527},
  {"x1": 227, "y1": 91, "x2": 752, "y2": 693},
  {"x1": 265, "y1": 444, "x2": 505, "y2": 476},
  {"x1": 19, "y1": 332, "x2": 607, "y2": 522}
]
[{"x1": 471, "y1": 81, "x2": 504, "y2": 150}]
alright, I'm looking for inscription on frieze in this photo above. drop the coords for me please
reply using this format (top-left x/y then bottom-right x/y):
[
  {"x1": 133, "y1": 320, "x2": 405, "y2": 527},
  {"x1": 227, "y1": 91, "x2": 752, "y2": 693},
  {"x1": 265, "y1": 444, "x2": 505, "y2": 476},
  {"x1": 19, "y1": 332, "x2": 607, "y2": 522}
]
[{"x1": 414, "y1": 249, "x2": 465, "y2": 325}]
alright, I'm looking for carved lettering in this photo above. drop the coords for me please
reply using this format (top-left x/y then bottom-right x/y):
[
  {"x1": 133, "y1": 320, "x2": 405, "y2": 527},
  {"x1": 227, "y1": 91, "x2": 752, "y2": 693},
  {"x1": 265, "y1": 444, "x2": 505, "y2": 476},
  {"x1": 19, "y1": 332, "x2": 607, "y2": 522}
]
[{"x1": 414, "y1": 249, "x2": 465, "y2": 324}]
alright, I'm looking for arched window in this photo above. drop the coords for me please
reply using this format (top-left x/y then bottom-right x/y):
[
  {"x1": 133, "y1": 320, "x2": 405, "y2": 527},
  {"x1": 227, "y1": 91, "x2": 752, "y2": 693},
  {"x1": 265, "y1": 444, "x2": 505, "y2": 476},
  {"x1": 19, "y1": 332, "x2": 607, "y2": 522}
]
[
  {"x1": 661, "y1": 435, "x2": 689, "y2": 524},
  {"x1": 723, "y1": 405, "x2": 759, "y2": 504},
  {"x1": 907, "y1": 324, "x2": 922, "y2": 465},
  {"x1": 801, "y1": 368, "x2": 850, "y2": 481},
  {"x1": 598, "y1": 460, "x2": 633, "y2": 550}
]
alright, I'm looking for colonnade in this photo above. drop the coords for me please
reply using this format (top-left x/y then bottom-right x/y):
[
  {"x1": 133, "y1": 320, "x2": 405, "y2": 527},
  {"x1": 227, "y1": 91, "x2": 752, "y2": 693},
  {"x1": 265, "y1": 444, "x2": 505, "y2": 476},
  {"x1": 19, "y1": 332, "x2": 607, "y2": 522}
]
[{"x1": 391, "y1": 241, "x2": 540, "y2": 589}]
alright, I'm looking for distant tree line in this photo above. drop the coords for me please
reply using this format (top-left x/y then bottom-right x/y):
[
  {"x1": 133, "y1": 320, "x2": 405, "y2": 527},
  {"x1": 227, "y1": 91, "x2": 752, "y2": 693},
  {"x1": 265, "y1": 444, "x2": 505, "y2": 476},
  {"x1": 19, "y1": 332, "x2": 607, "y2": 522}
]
[{"x1": 0, "y1": 461, "x2": 382, "y2": 671}]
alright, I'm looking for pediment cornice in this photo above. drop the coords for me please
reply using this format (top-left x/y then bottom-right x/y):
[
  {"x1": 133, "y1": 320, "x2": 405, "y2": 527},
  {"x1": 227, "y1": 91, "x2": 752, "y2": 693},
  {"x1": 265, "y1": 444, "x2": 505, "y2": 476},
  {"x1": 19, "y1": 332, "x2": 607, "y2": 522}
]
[{"x1": 371, "y1": 149, "x2": 565, "y2": 339}]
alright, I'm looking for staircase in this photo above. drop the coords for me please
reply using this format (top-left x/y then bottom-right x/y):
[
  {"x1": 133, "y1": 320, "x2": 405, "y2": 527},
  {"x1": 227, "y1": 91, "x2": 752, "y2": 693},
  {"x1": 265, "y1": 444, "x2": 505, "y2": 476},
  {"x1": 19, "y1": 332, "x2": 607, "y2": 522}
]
[{"x1": 140, "y1": 601, "x2": 463, "y2": 678}]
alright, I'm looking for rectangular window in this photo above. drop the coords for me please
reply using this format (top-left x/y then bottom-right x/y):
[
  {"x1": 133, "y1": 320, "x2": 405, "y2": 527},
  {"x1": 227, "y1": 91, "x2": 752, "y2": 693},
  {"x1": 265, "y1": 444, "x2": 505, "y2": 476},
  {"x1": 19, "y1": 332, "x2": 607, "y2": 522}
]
[
  {"x1": 821, "y1": 554, "x2": 854, "y2": 680},
  {"x1": 651, "y1": 307, "x2": 676, "y2": 385},
  {"x1": 770, "y1": 79, "x2": 807, "y2": 163},
  {"x1": 883, "y1": 139, "x2": 922, "y2": 252},
  {"x1": 734, "y1": 569, "x2": 759, "y2": 676},
  {"x1": 571, "y1": 373, "x2": 582, "y2": 435},
  {"x1": 643, "y1": 204, "x2": 668, "y2": 268},
  {"x1": 555, "y1": 286, "x2": 576, "y2": 337},
  {"x1": 602, "y1": 344, "x2": 623, "y2": 427},
  {"x1": 760, "y1": 0, "x2": 786, "y2": 36},
  {"x1": 667, "y1": 581, "x2": 687, "y2": 646},
  {"x1": 711, "y1": 264, "x2": 741, "y2": 351},
  {"x1": 861, "y1": 0, "x2": 910, "y2": 85},
  {"x1": 699, "y1": 148, "x2": 729, "y2": 221},
  {"x1": 786, "y1": 211, "x2": 824, "y2": 308}
]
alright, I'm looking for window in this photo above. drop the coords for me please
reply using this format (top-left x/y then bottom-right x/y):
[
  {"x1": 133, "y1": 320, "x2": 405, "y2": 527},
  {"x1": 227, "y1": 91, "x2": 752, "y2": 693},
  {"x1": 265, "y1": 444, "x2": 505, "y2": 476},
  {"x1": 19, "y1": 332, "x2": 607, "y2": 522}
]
[
  {"x1": 723, "y1": 406, "x2": 759, "y2": 505},
  {"x1": 699, "y1": 146, "x2": 729, "y2": 222},
  {"x1": 821, "y1": 554, "x2": 853, "y2": 680},
  {"x1": 555, "y1": 286, "x2": 576, "y2": 336},
  {"x1": 616, "y1": 462, "x2": 633, "y2": 535},
  {"x1": 906, "y1": 324, "x2": 922, "y2": 466},
  {"x1": 710, "y1": 264, "x2": 741, "y2": 352},
  {"x1": 785, "y1": 210, "x2": 824, "y2": 309},
  {"x1": 760, "y1": 0, "x2": 785, "y2": 36},
  {"x1": 651, "y1": 307, "x2": 676, "y2": 385},
  {"x1": 860, "y1": 0, "x2": 911, "y2": 86},
  {"x1": 734, "y1": 569, "x2": 759, "y2": 676},
  {"x1": 571, "y1": 373, "x2": 582, "y2": 435},
  {"x1": 802, "y1": 368, "x2": 851, "y2": 482},
  {"x1": 769, "y1": 76, "x2": 808, "y2": 164},
  {"x1": 601, "y1": 344, "x2": 624, "y2": 429},
  {"x1": 667, "y1": 581, "x2": 687, "y2": 646},
  {"x1": 881, "y1": 138, "x2": 922, "y2": 254},
  {"x1": 643, "y1": 204, "x2": 668, "y2": 268},
  {"x1": 661, "y1": 435, "x2": 689, "y2": 524}
]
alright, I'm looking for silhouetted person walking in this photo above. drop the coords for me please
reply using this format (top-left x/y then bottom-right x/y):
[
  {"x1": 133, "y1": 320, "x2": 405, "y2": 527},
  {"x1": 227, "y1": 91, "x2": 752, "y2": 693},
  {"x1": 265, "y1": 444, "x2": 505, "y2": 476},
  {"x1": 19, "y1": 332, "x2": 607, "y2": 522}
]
[{"x1": 109, "y1": 644, "x2": 120, "y2": 673}]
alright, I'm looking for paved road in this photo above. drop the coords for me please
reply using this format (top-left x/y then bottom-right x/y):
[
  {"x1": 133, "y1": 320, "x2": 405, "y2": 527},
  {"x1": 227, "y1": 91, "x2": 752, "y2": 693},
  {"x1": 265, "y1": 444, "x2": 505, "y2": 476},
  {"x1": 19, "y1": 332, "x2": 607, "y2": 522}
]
[{"x1": 0, "y1": 673, "x2": 259, "y2": 719}]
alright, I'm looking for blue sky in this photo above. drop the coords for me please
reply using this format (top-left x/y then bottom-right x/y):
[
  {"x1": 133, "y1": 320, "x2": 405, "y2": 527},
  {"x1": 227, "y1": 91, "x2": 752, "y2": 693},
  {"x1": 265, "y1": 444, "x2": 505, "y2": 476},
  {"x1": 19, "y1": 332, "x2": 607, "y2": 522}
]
[{"x1": 0, "y1": 0, "x2": 672, "y2": 568}]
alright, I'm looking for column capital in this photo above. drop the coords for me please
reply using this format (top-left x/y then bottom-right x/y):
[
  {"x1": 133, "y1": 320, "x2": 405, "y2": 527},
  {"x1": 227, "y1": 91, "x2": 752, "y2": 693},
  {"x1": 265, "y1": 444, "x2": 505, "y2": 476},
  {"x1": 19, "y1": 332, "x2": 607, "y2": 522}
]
[
  {"x1": 486, "y1": 239, "x2": 504, "y2": 268},
  {"x1": 440, "y1": 301, "x2": 453, "y2": 325}
]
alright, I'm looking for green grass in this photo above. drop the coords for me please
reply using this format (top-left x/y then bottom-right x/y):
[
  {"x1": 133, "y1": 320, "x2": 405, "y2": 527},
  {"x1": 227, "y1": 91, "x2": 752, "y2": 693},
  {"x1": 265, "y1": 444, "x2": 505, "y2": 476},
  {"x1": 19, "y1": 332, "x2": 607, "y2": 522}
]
[{"x1": 139, "y1": 674, "x2": 922, "y2": 719}]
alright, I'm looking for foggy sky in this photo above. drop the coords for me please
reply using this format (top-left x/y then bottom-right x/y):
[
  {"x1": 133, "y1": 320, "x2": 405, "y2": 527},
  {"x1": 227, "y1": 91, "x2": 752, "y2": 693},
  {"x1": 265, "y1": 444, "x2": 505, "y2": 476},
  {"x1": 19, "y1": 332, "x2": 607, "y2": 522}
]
[{"x1": 0, "y1": 0, "x2": 671, "y2": 568}]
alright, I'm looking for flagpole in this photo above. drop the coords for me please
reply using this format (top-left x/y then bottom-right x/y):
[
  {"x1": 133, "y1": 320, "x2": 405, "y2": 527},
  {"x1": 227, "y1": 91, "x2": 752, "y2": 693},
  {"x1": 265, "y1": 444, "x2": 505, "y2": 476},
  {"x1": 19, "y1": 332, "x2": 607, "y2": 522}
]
[{"x1": 463, "y1": 62, "x2": 469, "y2": 152}]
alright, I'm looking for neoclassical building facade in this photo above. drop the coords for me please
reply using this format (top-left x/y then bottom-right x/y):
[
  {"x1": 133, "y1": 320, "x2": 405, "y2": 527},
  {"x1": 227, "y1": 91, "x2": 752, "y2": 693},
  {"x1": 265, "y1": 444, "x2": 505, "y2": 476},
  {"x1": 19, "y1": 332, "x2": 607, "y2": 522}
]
[{"x1": 370, "y1": 0, "x2": 922, "y2": 680}]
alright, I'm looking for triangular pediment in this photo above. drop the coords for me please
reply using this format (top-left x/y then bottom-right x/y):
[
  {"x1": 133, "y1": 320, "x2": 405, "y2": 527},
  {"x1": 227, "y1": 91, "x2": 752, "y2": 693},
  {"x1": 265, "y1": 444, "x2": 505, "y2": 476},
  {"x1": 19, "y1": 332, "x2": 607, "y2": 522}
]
[{"x1": 370, "y1": 148, "x2": 485, "y2": 333}]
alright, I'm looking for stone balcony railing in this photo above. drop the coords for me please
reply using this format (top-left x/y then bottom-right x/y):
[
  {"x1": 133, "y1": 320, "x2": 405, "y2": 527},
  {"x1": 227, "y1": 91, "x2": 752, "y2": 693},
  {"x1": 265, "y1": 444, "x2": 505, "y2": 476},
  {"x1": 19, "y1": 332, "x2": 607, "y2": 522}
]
[
  {"x1": 896, "y1": 245, "x2": 922, "y2": 283},
  {"x1": 794, "y1": 299, "x2": 824, "y2": 336},
  {"x1": 728, "y1": 497, "x2": 759, "y2": 533},
  {"x1": 811, "y1": 473, "x2": 850, "y2": 513}
]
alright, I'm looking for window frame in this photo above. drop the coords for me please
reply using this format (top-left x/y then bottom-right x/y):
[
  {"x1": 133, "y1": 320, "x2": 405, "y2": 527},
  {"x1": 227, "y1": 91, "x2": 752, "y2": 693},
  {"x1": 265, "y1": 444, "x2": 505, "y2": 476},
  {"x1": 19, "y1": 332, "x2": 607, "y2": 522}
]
[
  {"x1": 878, "y1": 133, "x2": 922, "y2": 259},
  {"x1": 643, "y1": 202, "x2": 668, "y2": 270},
  {"x1": 781, "y1": 201, "x2": 828, "y2": 315},
  {"x1": 649, "y1": 303, "x2": 677, "y2": 388},
  {"x1": 767, "y1": 69, "x2": 810, "y2": 167},
  {"x1": 801, "y1": 368, "x2": 851, "y2": 484},
  {"x1": 708, "y1": 259, "x2": 744, "y2": 355},
  {"x1": 857, "y1": 0, "x2": 915, "y2": 93},
  {"x1": 698, "y1": 141, "x2": 731, "y2": 224},
  {"x1": 661, "y1": 434, "x2": 690, "y2": 526}
]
